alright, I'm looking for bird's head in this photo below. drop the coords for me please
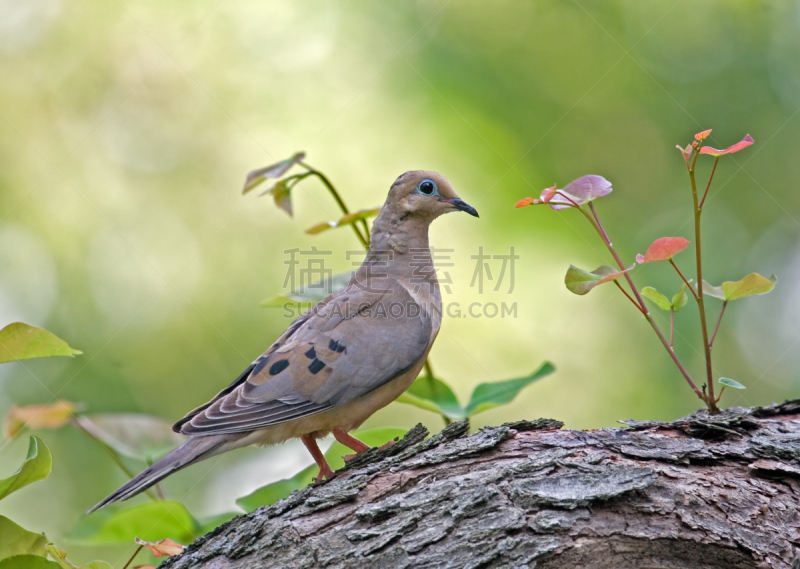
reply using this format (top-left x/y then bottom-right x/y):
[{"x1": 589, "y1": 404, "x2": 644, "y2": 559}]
[{"x1": 386, "y1": 170, "x2": 479, "y2": 221}]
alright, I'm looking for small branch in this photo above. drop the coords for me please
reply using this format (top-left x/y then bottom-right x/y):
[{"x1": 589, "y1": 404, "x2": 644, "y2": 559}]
[
  {"x1": 421, "y1": 359, "x2": 451, "y2": 425},
  {"x1": 301, "y1": 163, "x2": 370, "y2": 249},
  {"x1": 669, "y1": 259, "x2": 698, "y2": 299},
  {"x1": 670, "y1": 309, "x2": 674, "y2": 348},
  {"x1": 688, "y1": 154, "x2": 719, "y2": 413},
  {"x1": 614, "y1": 280, "x2": 645, "y2": 315},
  {"x1": 709, "y1": 301, "x2": 727, "y2": 349},
  {"x1": 582, "y1": 203, "x2": 704, "y2": 401},
  {"x1": 699, "y1": 157, "x2": 720, "y2": 210},
  {"x1": 122, "y1": 545, "x2": 144, "y2": 569},
  {"x1": 72, "y1": 418, "x2": 160, "y2": 503}
]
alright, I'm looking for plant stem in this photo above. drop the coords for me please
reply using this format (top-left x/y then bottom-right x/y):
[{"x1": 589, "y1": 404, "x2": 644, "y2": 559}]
[
  {"x1": 614, "y1": 280, "x2": 645, "y2": 315},
  {"x1": 688, "y1": 153, "x2": 720, "y2": 413},
  {"x1": 422, "y1": 359, "x2": 451, "y2": 425},
  {"x1": 670, "y1": 309, "x2": 675, "y2": 348},
  {"x1": 72, "y1": 418, "x2": 160, "y2": 503},
  {"x1": 585, "y1": 203, "x2": 705, "y2": 401},
  {"x1": 301, "y1": 163, "x2": 370, "y2": 248},
  {"x1": 424, "y1": 359, "x2": 435, "y2": 379},
  {"x1": 669, "y1": 259, "x2": 698, "y2": 299},
  {"x1": 699, "y1": 157, "x2": 720, "y2": 210},
  {"x1": 709, "y1": 301, "x2": 727, "y2": 349},
  {"x1": 122, "y1": 545, "x2": 143, "y2": 569}
]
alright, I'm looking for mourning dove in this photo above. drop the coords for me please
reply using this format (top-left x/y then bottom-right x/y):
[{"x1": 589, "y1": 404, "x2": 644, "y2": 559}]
[{"x1": 89, "y1": 170, "x2": 478, "y2": 512}]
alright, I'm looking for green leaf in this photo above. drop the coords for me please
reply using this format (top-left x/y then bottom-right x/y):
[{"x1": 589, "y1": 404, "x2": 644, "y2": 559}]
[
  {"x1": 305, "y1": 208, "x2": 380, "y2": 235},
  {"x1": 465, "y1": 362, "x2": 555, "y2": 417},
  {"x1": 703, "y1": 273, "x2": 777, "y2": 301},
  {"x1": 236, "y1": 427, "x2": 406, "y2": 512},
  {"x1": 701, "y1": 280, "x2": 726, "y2": 300},
  {"x1": 402, "y1": 376, "x2": 465, "y2": 420},
  {"x1": 564, "y1": 264, "x2": 633, "y2": 295},
  {"x1": 74, "y1": 414, "x2": 184, "y2": 461},
  {"x1": 0, "y1": 323, "x2": 81, "y2": 364},
  {"x1": 270, "y1": 180, "x2": 293, "y2": 217},
  {"x1": 718, "y1": 377, "x2": 746, "y2": 390},
  {"x1": 0, "y1": 436, "x2": 52, "y2": 501},
  {"x1": 70, "y1": 502, "x2": 197, "y2": 544},
  {"x1": 671, "y1": 282, "x2": 690, "y2": 312},
  {"x1": 261, "y1": 272, "x2": 352, "y2": 308},
  {"x1": 641, "y1": 287, "x2": 671, "y2": 311},
  {"x1": 0, "y1": 555, "x2": 60, "y2": 569},
  {"x1": 242, "y1": 152, "x2": 305, "y2": 194},
  {"x1": 0, "y1": 516, "x2": 48, "y2": 561},
  {"x1": 45, "y1": 545, "x2": 113, "y2": 569}
]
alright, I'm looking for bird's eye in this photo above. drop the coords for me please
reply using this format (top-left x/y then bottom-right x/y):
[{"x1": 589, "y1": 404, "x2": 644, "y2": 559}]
[{"x1": 418, "y1": 180, "x2": 436, "y2": 195}]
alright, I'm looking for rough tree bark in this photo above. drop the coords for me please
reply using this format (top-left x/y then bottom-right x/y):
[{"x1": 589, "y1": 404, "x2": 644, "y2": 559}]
[{"x1": 162, "y1": 401, "x2": 800, "y2": 569}]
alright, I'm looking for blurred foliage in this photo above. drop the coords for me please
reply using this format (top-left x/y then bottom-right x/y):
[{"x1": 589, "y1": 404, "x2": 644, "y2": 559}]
[
  {"x1": 2, "y1": 1, "x2": 800, "y2": 565},
  {"x1": 0, "y1": 323, "x2": 81, "y2": 364}
]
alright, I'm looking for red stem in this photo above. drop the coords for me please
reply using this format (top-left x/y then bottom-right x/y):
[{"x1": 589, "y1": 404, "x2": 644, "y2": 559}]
[
  {"x1": 699, "y1": 157, "x2": 720, "y2": 210},
  {"x1": 122, "y1": 545, "x2": 143, "y2": 569},
  {"x1": 584, "y1": 203, "x2": 704, "y2": 400},
  {"x1": 669, "y1": 259, "x2": 698, "y2": 299},
  {"x1": 688, "y1": 150, "x2": 719, "y2": 413},
  {"x1": 614, "y1": 280, "x2": 646, "y2": 315},
  {"x1": 709, "y1": 301, "x2": 727, "y2": 349},
  {"x1": 670, "y1": 309, "x2": 674, "y2": 348}
]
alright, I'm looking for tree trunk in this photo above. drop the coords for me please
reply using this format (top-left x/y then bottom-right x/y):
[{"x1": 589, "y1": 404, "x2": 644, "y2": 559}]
[{"x1": 162, "y1": 401, "x2": 800, "y2": 569}]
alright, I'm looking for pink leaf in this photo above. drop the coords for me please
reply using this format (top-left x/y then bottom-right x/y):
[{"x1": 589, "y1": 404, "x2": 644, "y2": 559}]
[
  {"x1": 699, "y1": 134, "x2": 754, "y2": 156},
  {"x1": 135, "y1": 537, "x2": 185, "y2": 558},
  {"x1": 540, "y1": 184, "x2": 558, "y2": 203},
  {"x1": 562, "y1": 175, "x2": 612, "y2": 202},
  {"x1": 694, "y1": 129, "x2": 712, "y2": 141},
  {"x1": 548, "y1": 175, "x2": 612, "y2": 211},
  {"x1": 676, "y1": 144, "x2": 692, "y2": 165},
  {"x1": 638, "y1": 237, "x2": 690, "y2": 263},
  {"x1": 515, "y1": 197, "x2": 536, "y2": 208}
]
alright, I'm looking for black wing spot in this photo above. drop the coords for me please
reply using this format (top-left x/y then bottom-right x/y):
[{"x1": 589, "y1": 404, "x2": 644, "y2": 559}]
[
  {"x1": 270, "y1": 359, "x2": 290, "y2": 375},
  {"x1": 308, "y1": 359, "x2": 326, "y2": 374},
  {"x1": 305, "y1": 347, "x2": 316, "y2": 359},
  {"x1": 329, "y1": 339, "x2": 346, "y2": 353}
]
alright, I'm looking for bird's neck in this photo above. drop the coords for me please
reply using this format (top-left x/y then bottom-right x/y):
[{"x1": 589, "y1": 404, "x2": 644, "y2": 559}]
[{"x1": 369, "y1": 209, "x2": 431, "y2": 257}]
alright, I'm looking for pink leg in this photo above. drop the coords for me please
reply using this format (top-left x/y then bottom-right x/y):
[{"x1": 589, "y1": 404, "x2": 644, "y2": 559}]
[
  {"x1": 333, "y1": 430, "x2": 370, "y2": 454},
  {"x1": 301, "y1": 434, "x2": 334, "y2": 482}
]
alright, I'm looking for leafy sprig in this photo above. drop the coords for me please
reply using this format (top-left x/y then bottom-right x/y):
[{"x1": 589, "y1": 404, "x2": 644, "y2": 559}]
[{"x1": 516, "y1": 129, "x2": 773, "y2": 413}]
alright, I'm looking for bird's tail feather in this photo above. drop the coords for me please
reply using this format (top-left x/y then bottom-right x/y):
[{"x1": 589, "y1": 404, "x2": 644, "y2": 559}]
[{"x1": 88, "y1": 435, "x2": 226, "y2": 513}]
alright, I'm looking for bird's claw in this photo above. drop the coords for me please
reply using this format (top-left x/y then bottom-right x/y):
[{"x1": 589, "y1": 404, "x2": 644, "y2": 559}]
[{"x1": 313, "y1": 465, "x2": 335, "y2": 482}]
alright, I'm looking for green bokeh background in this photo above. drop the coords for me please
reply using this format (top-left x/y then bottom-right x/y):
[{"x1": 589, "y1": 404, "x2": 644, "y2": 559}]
[{"x1": 2, "y1": 0, "x2": 799, "y2": 564}]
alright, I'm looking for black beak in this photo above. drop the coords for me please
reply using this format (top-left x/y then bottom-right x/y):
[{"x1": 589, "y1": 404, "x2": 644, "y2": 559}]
[{"x1": 447, "y1": 198, "x2": 479, "y2": 218}]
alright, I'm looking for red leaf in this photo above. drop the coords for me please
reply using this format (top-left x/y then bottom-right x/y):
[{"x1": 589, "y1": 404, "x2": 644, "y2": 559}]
[
  {"x1": 699, "y1": 134, "x2": 754, "y2": 156},
  {"x1": 694, "y1": 129, "x2": 712, "y2": 141},
  {"x1": 638, "y1": 237, "x2": 690, "y2": 263},
  {"x1": 134, "y1": 537, "x2": 185, "y2": 558},
  {"x1": 515, "y1": 197, "x2": 536, "y2": 208},
  {"x1": 676, "y1": 144, "x2": 692, "y2": 165},
  {"x1": 540, "y1": 184, "x2": 557, "y2": 203}
]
